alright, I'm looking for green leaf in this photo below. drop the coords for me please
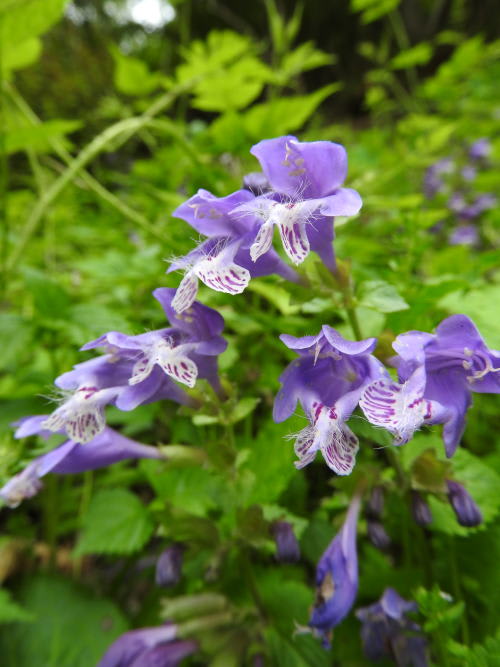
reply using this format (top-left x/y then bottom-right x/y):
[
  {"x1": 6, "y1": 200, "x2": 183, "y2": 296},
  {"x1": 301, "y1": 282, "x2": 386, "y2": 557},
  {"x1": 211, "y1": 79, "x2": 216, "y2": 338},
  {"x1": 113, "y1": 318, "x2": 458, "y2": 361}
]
[
  {"x1": 110, "y1": 46, "x2": 162, "y2": 97},
  {"x1": 23, "y1": 268, "x2": 71, "y2": 319},
  {"x1": 2, "y1": 37, "x2": 41, "y2": 73},
  {"x1": 5, "y1": 120, "x2": 82, "y2": 155},
  {"x1": 358, "y1": 279, "x2": 409, "y2": 313},
  {"x1": 0, "y1": 575, "x2": 128, "y2": 666},
  {"x1": 247, "y1": 282, "x2": 300, "y2": 315},
  {"x1": 351, "y1": 0, "x2": 399, "y2": 24},
  {"x1": 0, "y1": 589, "x2": 33, "y2": 623},
  {"x1": 390, "y1": 43, "x2": 433, "y2": 69},
  {"x1": 0, "y1": 0, "x2": 68, "y2": 50},
  {"x1": 272, "y1": 42, "x2": 334, "y2": 85},
  {"x1": 228, "y1": 397, "x2": 261, "y2": 424},
  {"x1": 75, "y1": 488, "x2": 154, "y2": 555},
  {"x1": 65, "y1": 304, "x2": 131, "y2": 343},
  {"x1": 439, "y1": 284, "x2": 500, "y2": 348},
  {"x1": 0, "y1": 315, "x2": 33, "y2": 371}
]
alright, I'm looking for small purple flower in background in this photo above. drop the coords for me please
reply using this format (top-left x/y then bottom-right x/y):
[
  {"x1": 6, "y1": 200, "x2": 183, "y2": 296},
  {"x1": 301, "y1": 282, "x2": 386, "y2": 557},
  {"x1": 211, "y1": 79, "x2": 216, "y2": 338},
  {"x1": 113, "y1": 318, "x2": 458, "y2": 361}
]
[
  {"x1": 361, "y1": 315, "x2": 500, "y2": 456},
  {"x1": 356, "y1": 588, "x2": 428, "y2": 666},
  {"x1": 234, "y1": 135, "x2": 362, "y2": 272},
  {"x1": 469, "y1": 138, "x2": 491, "y2": 161},
  {"x1": 448, "y1": 224, "x2": 479, "y2": 246},
  {"x1": 459, "y1": 193, "x2": 496, "y2": 221},
  {"x1": 156, "y1": 545, "x2": 184, "y2": 587},
  {"x1": 367, "y1": 520, "x2": 391, "y2": 550},
  {"x1": 310, "y1": 495, "x2": 361, "y2": 647},
  {"x1": 274, "y1": 326, "x2": 386, "y2": 475},
  {"x1": 446, "y1": 480, "x2": 483, "y2": 527},
  {"x1": 0, "y1": 425, "x2": 162, "y2": 507},
  {"x1": 169, "y1": 189, "x2": 299, "y2": 312},
  {"x1": 366, "y1": 485, "x2": 384, "y2": 518},
  {"x1": 271, "y1": 521, "x2": 300, "y2": 563},
  {"x1": 365, "y1": 486, "x2": 391, "y2": 549},
  {"x1": 97, "y1": 622, "x2": 197, "y2": 667},
  {"x1": 243, "y1": 171, "x2": 271, "y2": 195},
  {"x1": 411, "y1": 491, "x2": 433, "y2": 527},
  {"x1": 423, "y1": 158, "x2": 454, "y2": 199}
]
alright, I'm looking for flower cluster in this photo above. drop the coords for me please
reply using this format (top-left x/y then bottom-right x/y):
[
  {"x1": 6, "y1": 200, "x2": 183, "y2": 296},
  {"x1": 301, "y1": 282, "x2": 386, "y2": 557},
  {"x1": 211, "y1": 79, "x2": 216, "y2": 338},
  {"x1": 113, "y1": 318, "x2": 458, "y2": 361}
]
[
  {"x1": 1, "y1": 288, "x2": 227, "y2": 506},
  {"x1": 424, "y1": 138, "x2": 496, "y2": 247},
  {"x1": 169, "y1": 135, "x2": 362, "y2": 312}
]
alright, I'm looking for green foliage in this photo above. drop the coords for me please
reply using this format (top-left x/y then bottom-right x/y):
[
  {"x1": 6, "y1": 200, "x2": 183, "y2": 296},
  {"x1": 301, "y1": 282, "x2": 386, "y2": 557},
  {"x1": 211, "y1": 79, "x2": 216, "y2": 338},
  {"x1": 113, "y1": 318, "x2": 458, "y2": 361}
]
[
  {"x1": 75, "y1": 488, "x2": 155, "y2": 555},
  {"x1": 0, "y1": 576, "x2": 128, "y2": 667}
]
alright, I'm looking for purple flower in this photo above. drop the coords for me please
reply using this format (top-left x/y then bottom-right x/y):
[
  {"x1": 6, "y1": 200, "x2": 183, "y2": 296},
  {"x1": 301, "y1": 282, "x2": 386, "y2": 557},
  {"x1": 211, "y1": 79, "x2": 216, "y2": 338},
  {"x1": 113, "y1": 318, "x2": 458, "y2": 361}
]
[
  {"x1": 469, "y1": 138, "x2": 491, "y2": 161},
  {"x1": 0, "y1": 425, "x2": 162, "y2": 507},
  {"x1": 447, "y1": 480, "x2": 482, "y2": 527},
  {"x1": 366, "y1": 486, "x2": 384, "y2": 518},
  {"x1": 169, "y1": 189, "x2": 298, "y2": 312},
  {"x1": 97, "y1": 622, "x2": 197, "y2": 667},
  {"x1": 156, "y1": 545, "x2": 184, "y2": 587},
  {"x1": 448, "y1": 224, "x2": 479, "y2": 246},
  {"x1": 356, "y1": 588, "x2": 428, "y2": 666},
  {"x1": 361, "y1": 315, "x2": 500, "y2": 457},
  {"x1": 423, "y1": 158, "x2": 454, "y2": 199},
  {"x1": 310, "y1": 495, "x2": 361, "y2": 646},
  {"x1": 411, "y1": 491, "x2": 433, "y2": 527},
  {"x1": 459, "y1": 193, "x2": 496, "y2": 221},
  {"x1": 274, "y1": 326, "x2": 386, "y2": 475},
  {"x1": 271, "y1": 521, "x2": 300, "y2": 563},
  {"x1": 234, "y1": 136, "x2": 362, "y2": 272},
  {"x1": 243, "y1": 171, "x2": 271, "y2": 195}
]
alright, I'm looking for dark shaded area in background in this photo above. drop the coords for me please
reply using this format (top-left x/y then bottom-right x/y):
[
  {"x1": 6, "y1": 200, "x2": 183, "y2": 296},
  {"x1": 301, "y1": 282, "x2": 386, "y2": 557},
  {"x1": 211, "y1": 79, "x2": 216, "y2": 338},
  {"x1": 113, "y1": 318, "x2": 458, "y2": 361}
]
[{"x1": 18, "y1": 0, "x2": 500, "y2": 129}]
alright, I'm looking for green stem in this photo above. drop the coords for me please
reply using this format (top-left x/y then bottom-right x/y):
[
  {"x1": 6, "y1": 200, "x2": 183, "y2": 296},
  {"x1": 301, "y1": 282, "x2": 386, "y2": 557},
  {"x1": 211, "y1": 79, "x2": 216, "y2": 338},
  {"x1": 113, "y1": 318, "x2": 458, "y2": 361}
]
[
  {"x1": 241, "y1": 549, "x2": 267, "y2": 623},
  {"x1": 5, "y1": 81, "x2": 193, "y2": 272},
  {"x1": 448, "y1": 536, "x2": 470, "y2": 645}
]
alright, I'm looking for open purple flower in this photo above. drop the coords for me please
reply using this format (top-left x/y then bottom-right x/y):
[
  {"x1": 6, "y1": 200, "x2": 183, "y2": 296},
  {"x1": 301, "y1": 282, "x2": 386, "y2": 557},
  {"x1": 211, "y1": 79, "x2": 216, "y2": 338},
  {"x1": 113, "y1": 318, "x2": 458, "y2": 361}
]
[
  {"x1": 310, "y1": 495, "x2": 361, "y2": 647},
  {"x1": 360, "y1": 315, "x2": 500, "y2": 456},
  {"x1": 274, "y1": 326, "x2": 386, "y2": 475},
  {"x1": 169, "y1": 189, "x2": 298, "y2": 312},
  {"x1": 356, "y1": 588, "x2": 428, "y2": 666},
  {"x1": 97, "y1": 622, "x2": 197, "y2": 667},
  {"x1": 0, "y1": 424, "x2": 162, "y2": 507},
  {"x1": 233, "y1": 136, "x2": 362, "y2": 272}
]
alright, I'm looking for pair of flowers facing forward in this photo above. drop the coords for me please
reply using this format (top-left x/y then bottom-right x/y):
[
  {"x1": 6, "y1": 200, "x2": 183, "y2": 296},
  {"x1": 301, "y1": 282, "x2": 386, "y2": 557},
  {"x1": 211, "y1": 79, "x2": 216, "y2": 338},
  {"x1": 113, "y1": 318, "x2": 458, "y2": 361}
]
[
  {"x1": 169, "y1": 135, "x2": 362, "y2": 313},
  {"x1": 275, "y1": 314, "x2": 500, "y2": 475},
  {"x1": 0, "y1": 288, "x2": 228, "y2": 507}
]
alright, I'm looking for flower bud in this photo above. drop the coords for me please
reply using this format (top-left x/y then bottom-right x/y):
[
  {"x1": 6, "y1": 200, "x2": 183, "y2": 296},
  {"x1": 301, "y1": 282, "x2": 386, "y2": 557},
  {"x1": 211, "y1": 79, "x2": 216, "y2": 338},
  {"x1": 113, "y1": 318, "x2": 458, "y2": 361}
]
[
  {"x1": 367, "y1": 520, "x2": 391, "y2": 550},
  {"x1": 271, "y1": 521, "x2": 300, "y2": 563},
  {"x1": 156, "y1": 545, "x2": 184, "y2": 588},
  {"x1": 411, "y1": 491, "x2": 433, "y2": 527},
  {"x1": 446, "y1": 481, "x2": 482, "y2": 527}
]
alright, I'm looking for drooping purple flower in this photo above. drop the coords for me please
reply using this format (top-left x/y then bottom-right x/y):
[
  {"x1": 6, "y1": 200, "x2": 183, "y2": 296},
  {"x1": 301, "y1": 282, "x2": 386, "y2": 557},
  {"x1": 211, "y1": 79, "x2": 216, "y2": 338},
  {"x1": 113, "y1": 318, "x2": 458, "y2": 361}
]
[
  {"x1": 310, "y1": 495, "x2": 361, "y2": 647},
  {"x1": 233, "y1": 136, "x2": 362, "y2": 272},
  {"x1": 356, "y1": 588, "x2": 428, "y2": 666},
  {"x1": 446, "y1": 480, "x2": 482, "y2": 527},
  {"x1": 411, "y1": 491, "x2": 433, "y2": 527},
  {"x1": 97, "y1": 622, "x2": 197, "y2": 667},
  {"x1": 156, "y1": 545, "x2": 184, "y2": 587},
  {"x1": 271, "y1": 521, "x2": 300, "y2": 563},
  {"x1": 366, "y1": 486, "x2": 384, "y2": 518},
  {"x1": 169, "y1": 189, "x2": 299, "y2": 312},
  {"x1": 0, "y1": 425, "x2": 163, "y2": 507},
  {"x1": 469, "y1": 138, "x2": 491, "y2": 161},
  {"x1": 361, "y1": 315, "x2": 500, "y2": 457},
  {"x1": 274, "y1": 326, "x2": 386, "y2": 475}
]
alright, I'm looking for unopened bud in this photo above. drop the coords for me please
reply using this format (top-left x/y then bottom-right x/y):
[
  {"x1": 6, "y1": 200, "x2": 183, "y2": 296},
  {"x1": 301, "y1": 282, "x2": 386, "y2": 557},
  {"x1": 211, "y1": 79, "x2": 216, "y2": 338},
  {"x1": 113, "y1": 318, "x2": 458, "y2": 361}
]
[
  {"x1": 367, "y1": 520, "x2": 391, "y2": 550},
  {"x1": 156, "y1": 545, "x2": 183, "y2": 588},
  {"x1": 367, "y1": 486, "x2": 384, "y2": 519},
  {"x1": 447, "y1": 481, "x2": 482, "y2": 527},
  {"x1": 271, "y1": 521, "x2": 300, "y2": 563}
]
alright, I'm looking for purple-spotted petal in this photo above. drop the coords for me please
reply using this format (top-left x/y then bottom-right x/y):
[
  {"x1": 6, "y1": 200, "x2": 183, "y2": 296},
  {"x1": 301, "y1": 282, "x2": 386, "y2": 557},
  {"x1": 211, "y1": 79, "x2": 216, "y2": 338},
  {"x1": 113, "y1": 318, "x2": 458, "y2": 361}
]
[{"x1": 172, "y1": 272, "x2": 199, "y2": 313}]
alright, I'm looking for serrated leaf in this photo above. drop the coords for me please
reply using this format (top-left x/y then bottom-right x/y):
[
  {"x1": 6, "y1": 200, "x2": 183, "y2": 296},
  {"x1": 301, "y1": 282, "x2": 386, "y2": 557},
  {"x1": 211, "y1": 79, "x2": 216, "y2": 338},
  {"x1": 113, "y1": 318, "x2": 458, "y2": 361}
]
[
  {"x1": 5, "y1": 120, "x2": 82, "y2": 155},
  {"x1": 75, "y1": 488, "x2": 154, "y2": 555},
  {"x1": 110, "y1": 46, "x2": 162, "y2": 96},
  {"x1": 0, "y1": 575, "x2": 128, "y2": 666}
]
